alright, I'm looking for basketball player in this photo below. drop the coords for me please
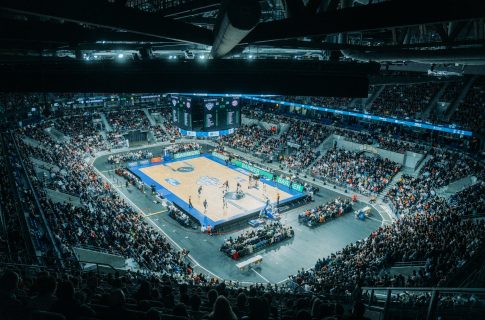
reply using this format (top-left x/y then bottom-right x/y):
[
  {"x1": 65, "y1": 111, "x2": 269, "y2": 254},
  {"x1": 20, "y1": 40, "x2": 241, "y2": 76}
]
[
  {"x1": 188, "y1": 196, "x2": 193, "y2": 209},
  {"x1": 198, "y1": 185, "x2": 202, "y2": 198},
  {"x1": 222, "y1": 192, "x2": 228, "y2": 209},
  {"x1": 203, "y1": 199, "x2": 208, "y2": 212}
]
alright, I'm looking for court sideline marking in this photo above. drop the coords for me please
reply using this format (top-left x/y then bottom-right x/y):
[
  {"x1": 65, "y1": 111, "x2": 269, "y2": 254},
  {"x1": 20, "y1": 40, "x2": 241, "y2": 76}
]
[
  {"x1": 143, "y1": 210, "x2": 167, "y2": 217},
  {"x1": 252, "y1": 268, "x2": 270, "y2": 283},
  {"x1": 93, "y1": 166, "x2": 223, "y2": 281}
]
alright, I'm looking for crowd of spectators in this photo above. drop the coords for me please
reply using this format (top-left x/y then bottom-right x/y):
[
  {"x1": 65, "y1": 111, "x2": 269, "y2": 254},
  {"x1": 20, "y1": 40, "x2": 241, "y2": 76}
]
[
  {"x1": 440, "y1": 80, "x2": 465, "y2": 103},
  {"x1": 243, "y1": 103, "x2": 431, "y2": 156},
  {"x1": 145, "y1": 107, "x2": 175, "y2": 142},
  {"x1": 370, "y1": 82, "x2": 442, "y2": 118},
  {"x1": 374, "y1": 138, "x2": 426, "y2": 155},
  {"x1": 0, "y1": 93, "x2": 47, "y2": 123},
  {"x1": 281, "y1": 96, "x2": 354, "y2": 110},
  {"x1": 293, "y1": 204, "x2": 485, "y2": 294},
  {"x1": 107, "y1": 109, "x2": 151, "y2": 132},
  {"x1": 255, "y1": 137, "x2": 286, "y2": 159},
  {"x1": 448, "y1": 181, "x2": 485, "y2": 217},
  {"x1": 277, "y1": 120, "x2": 331, "y2": 170},
  {"x1": 449, "y1": 77, "x2": 485, "y2": 136},
  {"x1": 310, "y1": 148, "x2": 401, "y2": 194},
  {"x1": 386, "y1": 150, "x2": 483, "y2": 216},
  {"x1": 221, "y1": 125, "x2": 275, "y2": 153},
  {"x1": 108, "y1": 150, "x2": 154, "y2": 164},
  {"x1": 1, "y1": 92, "x2": 485, "y2": 320},
  {"x1": 220, "y1": 222, "x2": 294, "y2": 260},
  {"x1": 11, "y1": 124, "x2": 192, "y2": 278},
  {"x1": 158, "y1": 109, "x2": 181, "y2": 139},
  {"x1": 106, "y1": 132, "x2": 127, "y2": 149},
  {"x1": 171, "y1": 143, "x2": 201, "y2": 155},
  {"x1": 54, "y1": 114, "x2": 109, "y2": 152},
  {"x1": 0, "y1": 263, "x2": 378, "y2": 320},
  {"x1": 20, "y1": 122, "x2": 53, "y2": 144},
  {"x1": 54, "y1": 113, "x2": 101, "y2": 138},
  {"x1": 298, "y1": 198, "x2": 352, "y2": 227},
  {"x1": 115, "y1": 168, "x2": 148, "y2": 194}
]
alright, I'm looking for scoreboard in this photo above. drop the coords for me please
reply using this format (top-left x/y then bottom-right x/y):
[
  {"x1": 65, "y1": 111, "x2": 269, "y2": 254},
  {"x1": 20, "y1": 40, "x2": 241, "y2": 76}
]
[
  {"x1": 171, "y1": 95, "x2": 241, "y2": 132},
  {"x1": 171, "y1": 96, "x2": 193, "y2": 130}
]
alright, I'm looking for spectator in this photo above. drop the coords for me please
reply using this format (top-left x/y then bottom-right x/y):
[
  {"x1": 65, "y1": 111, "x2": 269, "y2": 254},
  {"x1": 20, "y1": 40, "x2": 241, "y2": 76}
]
[
  {"x1": 50, "y1": 280, "x2": 95, "y2": 320},
  {"x1": 206, "y1": 296, "x2": 237, "y2": 320},
  {"x1": 0, "y1": 270, "x2": 23, "y2": 320},
  {"x1": 28, "y1": 274, "x2": 57, "y2": 312}
]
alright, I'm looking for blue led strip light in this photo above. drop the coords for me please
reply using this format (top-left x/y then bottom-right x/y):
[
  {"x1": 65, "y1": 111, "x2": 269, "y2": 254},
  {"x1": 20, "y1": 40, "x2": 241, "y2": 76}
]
[{"x1": 242, "y1": 96, "x2": 473, "y2": 137}]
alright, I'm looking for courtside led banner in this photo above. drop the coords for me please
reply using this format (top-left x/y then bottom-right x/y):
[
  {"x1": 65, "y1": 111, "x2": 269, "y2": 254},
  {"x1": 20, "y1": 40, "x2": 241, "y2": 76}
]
[{"x1": 173, "y1": 150, "x2": 200, "y2": 159}]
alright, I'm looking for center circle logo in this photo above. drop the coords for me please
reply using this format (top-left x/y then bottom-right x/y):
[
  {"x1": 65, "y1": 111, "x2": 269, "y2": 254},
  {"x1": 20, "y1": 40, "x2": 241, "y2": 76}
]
[
  {"x1": 177, "y1": 166, "x2": 194, "y2": 172},
  {"x1": 197, "y1": 176, "x2": 219, "y2": 186}
]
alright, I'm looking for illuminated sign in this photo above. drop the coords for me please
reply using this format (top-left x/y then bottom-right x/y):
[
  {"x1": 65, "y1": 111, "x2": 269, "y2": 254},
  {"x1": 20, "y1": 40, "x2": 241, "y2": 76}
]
[{"x1": 243, "y1": 96, "x2": 473, "y2": 137}]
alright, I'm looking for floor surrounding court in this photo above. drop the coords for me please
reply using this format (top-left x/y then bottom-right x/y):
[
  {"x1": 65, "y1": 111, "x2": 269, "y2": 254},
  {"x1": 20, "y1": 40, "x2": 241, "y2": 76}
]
[
  {"x1": 128, "y1": 154, "x2": 304, "y2": 227},
  {"x1": 93, "y1": 146, "x2": 383, "y2": 284}
]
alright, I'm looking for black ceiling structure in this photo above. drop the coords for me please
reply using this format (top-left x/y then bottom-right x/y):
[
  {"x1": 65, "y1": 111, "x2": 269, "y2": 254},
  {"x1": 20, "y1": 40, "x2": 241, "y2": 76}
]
[
  {"x1": 243, "y1": 0, "x2": 485, "y2": 43},
  {"x1": 0, "y1": 59, "x2": 377, "y2": 96},
  {"x1": 0, "y1": 0, "x2": 484, "y2": 94}
]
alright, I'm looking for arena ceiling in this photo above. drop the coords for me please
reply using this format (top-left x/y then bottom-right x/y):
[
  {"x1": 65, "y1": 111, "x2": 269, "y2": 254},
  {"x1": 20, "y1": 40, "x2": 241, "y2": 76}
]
[{"x1": 0, "y1": 0, "x2": 484, "y2": 93}]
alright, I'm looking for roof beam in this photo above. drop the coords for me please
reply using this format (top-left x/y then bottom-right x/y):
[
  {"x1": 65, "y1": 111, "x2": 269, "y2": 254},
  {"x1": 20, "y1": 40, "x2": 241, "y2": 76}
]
[
  {"x1": 0, "y1": 0, "x2": 213, "y2": 45},
  {"x1": 0, "y1": 19, "x2": 170, "y2": 44},
  {"x1": 0, "y1": 59, "x2": 378, "y2": 96},
  {"x1": 159, "y1": 0, "x2": 221, "y2": 18},
  {"x1": 245, "y1": 39, "x2": 485, "y2": 51},
  {"x1": 243, "y1": 0, "x2": 485, "y2": 44}
]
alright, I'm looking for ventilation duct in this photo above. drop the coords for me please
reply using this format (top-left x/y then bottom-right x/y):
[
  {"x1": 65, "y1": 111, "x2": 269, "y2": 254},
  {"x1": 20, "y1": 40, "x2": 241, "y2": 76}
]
[
  {"x1": 341, "y1": 47, "x2": 485, "y2": 65},
  {"x1": 211, "y1": 0, "x2": 261, "y2": 58}
]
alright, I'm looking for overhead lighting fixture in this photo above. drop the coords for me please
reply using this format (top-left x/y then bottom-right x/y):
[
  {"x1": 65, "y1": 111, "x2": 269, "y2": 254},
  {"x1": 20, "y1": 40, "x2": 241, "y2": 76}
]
[{"x1": 117, "y1": 53, "x2": 124, "y2": 59}]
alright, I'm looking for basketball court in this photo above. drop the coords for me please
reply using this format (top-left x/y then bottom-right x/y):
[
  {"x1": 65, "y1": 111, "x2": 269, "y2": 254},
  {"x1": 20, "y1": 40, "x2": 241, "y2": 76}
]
[{"x1": 128, "y1": 154, "x2": 305, "y2": 228}]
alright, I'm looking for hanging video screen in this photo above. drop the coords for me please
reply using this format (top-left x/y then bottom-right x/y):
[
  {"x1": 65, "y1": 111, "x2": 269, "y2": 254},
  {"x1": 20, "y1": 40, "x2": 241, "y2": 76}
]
[{"x1": 170, "y1": 95, "x2": 241, "y2": 132}]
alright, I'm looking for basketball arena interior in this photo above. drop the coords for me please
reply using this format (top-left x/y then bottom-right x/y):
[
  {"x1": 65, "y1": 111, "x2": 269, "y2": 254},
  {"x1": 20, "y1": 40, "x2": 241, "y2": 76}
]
[{"x1": 1, "y1": 1, "x2": 485, "y2": 320}]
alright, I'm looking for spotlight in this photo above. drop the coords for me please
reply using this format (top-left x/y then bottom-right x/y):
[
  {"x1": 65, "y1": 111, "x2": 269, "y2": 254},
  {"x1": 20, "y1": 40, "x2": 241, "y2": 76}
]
[
  {"x1": 248, "y1": 55, "x2": 253, "y2": 59},
  {"x1": 93, "y1": 55, "x2": 98, "y2": 59},
  {"x1": 117, "y1": 53, "x2": 124, "y2": 59},
  {"x1": 199, "y1": 55, "x2": 205, "y2": 60}
]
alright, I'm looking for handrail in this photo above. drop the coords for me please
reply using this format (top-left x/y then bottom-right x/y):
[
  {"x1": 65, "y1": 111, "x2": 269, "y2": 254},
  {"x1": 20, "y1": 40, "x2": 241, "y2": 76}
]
[
  {"x1": 362, "y1": 286, "x2": 485, "y2": 320},
  {"x1": 0, "y1": 138, "x2": 11, "y2": 254},
  {"x1": 0, "y1": 257, "x2": 118, "y2": 276},
  {"x1": 362, "y1": 286, "x2": 485, "y2": 293},
  {"x1": 392, "y1": 261, "x2": 426, "y2": 267},
  {"x1": 74, "y1": 244, "x2": 125, "y2": 257},
  {"x1": 10, "y1": 133, "x2": 63, "y2": 266},
  {"x1": 414, "y1": 153, "x2": 428, "y2": 172},
  {"x1": 1, "y1": 134, "x2": 38, "y2": 261}
]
